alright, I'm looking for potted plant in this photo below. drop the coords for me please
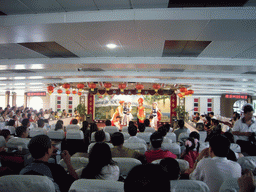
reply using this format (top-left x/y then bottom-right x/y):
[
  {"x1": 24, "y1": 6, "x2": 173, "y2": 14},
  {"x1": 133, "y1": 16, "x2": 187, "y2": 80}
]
[
  {"x1": 76, "y1": 104, "x2": 87, "y2": 121},
  {"x1": 174, "y1": 105, "x2": 188, "y2": 120}
]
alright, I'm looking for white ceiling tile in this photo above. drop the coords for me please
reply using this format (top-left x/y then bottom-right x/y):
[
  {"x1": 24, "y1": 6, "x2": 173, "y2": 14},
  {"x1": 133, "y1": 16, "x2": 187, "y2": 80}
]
[
  {"x1": 56, "y1": 0, "x2": 97, "y2": 11},
  {"x1": 131, "y1": 0, "x2": 169, "y2": 8},
  {"x1": 19, "y1": 0, "x2": 65, "y2": 13},
  {"x1": 235, "y1": 45, "x2": 256, "y2": 59},
  {"x1": 0, "y1": 0, "x2": 34, "y2": 15},
  {"x1": 94, "y1": 0, "x2": 131, "y2": 10}
]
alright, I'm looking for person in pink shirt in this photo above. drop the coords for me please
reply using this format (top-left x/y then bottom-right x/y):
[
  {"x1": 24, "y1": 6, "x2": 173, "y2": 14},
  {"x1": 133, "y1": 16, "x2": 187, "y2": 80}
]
[{"x1": 145, "y1": 132, "x2": 176, "y2": 163}]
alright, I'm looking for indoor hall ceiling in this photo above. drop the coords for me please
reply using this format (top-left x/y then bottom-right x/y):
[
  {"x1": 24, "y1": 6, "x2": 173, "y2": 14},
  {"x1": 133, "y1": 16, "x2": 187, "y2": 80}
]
[{"x1": 0, "y1": 1, "x2": 255, "y2": 96}]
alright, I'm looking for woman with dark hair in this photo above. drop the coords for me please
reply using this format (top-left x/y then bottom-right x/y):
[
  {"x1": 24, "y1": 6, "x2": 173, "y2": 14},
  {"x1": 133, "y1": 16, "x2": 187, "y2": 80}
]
[
  {"x1": 80, "y1": 121, "x2": 90, "y2": 151},
  {"x1": 181, "y1": 137, "x2": 200, "y2": 169},
  {"x1": 80, "y1": 142, "x2": 119, "y2": 180},
  {"x1": 205, "y1": 119, "x2": 222, "y2": 142}
]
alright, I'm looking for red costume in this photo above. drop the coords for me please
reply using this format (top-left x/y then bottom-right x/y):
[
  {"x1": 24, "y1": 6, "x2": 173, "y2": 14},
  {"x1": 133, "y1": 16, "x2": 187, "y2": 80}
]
[
  {"x1": 137, "y1": 98, "x2": 145, "y2": 123},
  {"x1": 145, "y1": 149, "x2": 177, "y2": 163}
]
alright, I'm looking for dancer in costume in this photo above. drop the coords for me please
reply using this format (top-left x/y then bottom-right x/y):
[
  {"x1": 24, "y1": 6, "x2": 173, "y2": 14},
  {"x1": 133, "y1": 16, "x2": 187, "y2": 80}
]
[
  {"x1": 112, "y1": 116, "x2": 121, "y2": 130},
  {"x1": 111, "y1": 101, "x2": 124, "y2": 129},
  {"x1": 122, "y1": 102, "x2": 128, "y2": 125},
  {"x1": 150, "y1": 102, "x2": 162, "y2": 130},
  {"x1": 126, "y1": 102, "x2": 133, "y2": 125},
  {"x1": 137, "y1": 98, "x2": 145, "y2": 124}
]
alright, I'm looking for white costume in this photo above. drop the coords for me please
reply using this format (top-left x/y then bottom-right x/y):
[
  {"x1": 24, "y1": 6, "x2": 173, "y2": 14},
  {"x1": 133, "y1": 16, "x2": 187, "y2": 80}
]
[
  {"x1": 121, "y1": 103, "x2": 129, "y2": 125},
  {"x1": 150, "y1": 102, "x2": 160, "y2": 129}
]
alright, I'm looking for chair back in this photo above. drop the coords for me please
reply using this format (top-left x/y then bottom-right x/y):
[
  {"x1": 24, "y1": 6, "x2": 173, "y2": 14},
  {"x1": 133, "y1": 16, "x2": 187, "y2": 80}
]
[
  {"x1": 230, "y1": 143, "x2": 241, "y2": 153},
  {"x1": 0, "y1": 136, "x2": 6, "y2": 147},
  {"x1": 144, "y1": 127, "x2": 155, "y2": 133},
  {"x1": 199, "y1": 142, "x2": 209, "y2": 152},
  {"x1": 171, "y1": 180, "x2": 210, "y2": 192},
  {"x1": 103, "y1": 126, "x2": 119, "y2": 135},
  {"x1": 88, "y1": 142, "x2": 114, "y2": 153},
  {"x1": 121, "y1": 132, "x2": 130, "y2": 140},
  {"x1": 91, "y1": 131, "x2": 110, "y2": 142},
  {"x1": 137, "y1": 132, "x2": 152, "y2": 143},
  {"x1": 0, "y1": 175, "x2": 55, "y2": 192},
  {"x1": 178, "y1": 132, "x2": 190, "y2": 143},
  {"x1": 29, "y1": 128, "x2": 47, "y2": 137},
  {"x1": 123, "y1": 143, "x2": 147, "y2": 153},
  {"x1": 68, "y1": 179, "x2": 124, "y2": 192},
  {"x1": 66, "y1": 130, "x2": 84, "y2": 140},
  {"x1": 237, "y1": 156, "x2": 256, "y2": 174},
  {"x1": 219, "y1": 177, "x2": 239, "y2": 192},
  {"x1": 198, "y1": 131, "x2": 207, "y2": 143},
  {"x1": 166, "y1": 132, "x2": 176, "y2": 143},
  {"x1": 59, "y1": 157, "x2": 89, "y2": 170},
  {"x1": 161, "y1": 143, "x2": 181, "y2": 157},
  {"x1": 122, "y1": 126, "x2": 128, "y2": 132},
  {"x1": 6, "y1": 137, "x2": 30, "y2": 149},
  {"x1": 3, "y1": 126, "x2": 16, "y2": 135},
  {"x1": 0, "y1": 122, "x2": 6, "y2": 130},
  {"x1": 47, "y1": 130, "x2": 65, "y2": 140},
  {"x1": 113, "y1": 157, "x2": 141, "y2": 178},
  {"x1": 152, "y1": 159, "x2": 189, "y2": 173},
  {"x1": 66, "y1": 124, "x2": 80, "y2": 131}
]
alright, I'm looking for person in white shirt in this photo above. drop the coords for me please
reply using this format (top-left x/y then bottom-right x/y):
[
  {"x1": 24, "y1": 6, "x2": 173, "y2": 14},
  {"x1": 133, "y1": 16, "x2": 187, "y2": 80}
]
[
  {"x1": 6, "y1": 126, "x2": 30, "y2": 149},
  {"x1": 190, "y1": 135, "x2": 241, "y2": 192},
  {"x1": 66, "y1": 119, "x2": 80, "y2": 130},
  {"x1": 125, "y1": 125, "x2": 146, "y2": 144},
  {"x1": 232, "y1": 104, "x2": 256, "y2": 156},
  {"x1": 88, "y1": 130, "x2": 113, "y2": 153}
]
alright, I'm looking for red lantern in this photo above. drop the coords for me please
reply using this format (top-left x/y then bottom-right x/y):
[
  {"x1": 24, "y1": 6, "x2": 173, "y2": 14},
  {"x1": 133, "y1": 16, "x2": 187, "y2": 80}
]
[
  {"x1": 77, "y1": 83, "x2": 84, "y2": 91},
  {"x1": 57, "y1": 89, "x2": 63, "y2": 95},
  {"x1": 89, "y1": 83, "x2": 97, "y2": 91},
  {"x1": 188, "y1": 89, "x2": 194, "y2": 96},
  {"x1": 78, "y1": 92, "x2": 82, "y2": 97},
  {"x1": 72, "y1": 90, "x2": 77, "y2": 95},
  {"x1": 104, "y1": 82, "x2": 112, "y2": 91},
  {"x1": 118, "y1": 83, "x2": 126, "y2": 92},
  {"x1": 66, "y1": 90, "x2": 71, "y2": 95},
  {"x1": 63, "y1": 83, "x2": 70, "y2": 90},
  {"x1": 185, "y1": 91, "x2": 189, "y2": 96},
  {"x1": 177, "y1": 93, "x2": 183, "y2": 98},
  {"x1": 152, "y1": 84, "x2": 161, "y2": 92},
  {"x1": 47, "y1": 85, "x2": 54, "y2": 95},
  {"x1": 180, "y1": 87, "x2": 187, "y2": 93},
  {"x1": 136, "y1": 84, "x2": 144, "y2": 93}
]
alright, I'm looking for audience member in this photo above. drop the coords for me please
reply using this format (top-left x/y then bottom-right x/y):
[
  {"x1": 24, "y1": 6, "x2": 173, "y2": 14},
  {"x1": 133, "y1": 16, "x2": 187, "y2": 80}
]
[
  {"x1": 21, "y1": 118, "x2": 30, "y2": 128},
  {"x1": 81, "y1": 142, "x2": 119, "y2": 180},
  {"x1": 145, "y1": 132, "x2": 176, "y2": 163},
  {"x1": 158, "y1": 126, "x2": 172, "y2": 143},
  {"x1": 20, "y1": 135, "x2": 78, "y2": 192},
  {"x1": 66, "y1": 119, "x2": 80, "y2": 130},
  {"x1": 0, "y1": 129, "x2": 11, "y2": 142},
  {"x1": 124, "y1": 164, "x2": 170, "y2": 192},
  {"x1": 190, "y1": 135, "x2": 241, "y2": 192},
  {"x1": 6, "y1": 126, "x2": 30, "y2": 149},
  {"x1": 174, "y1": 120, "x2": 189, "y2": 141},
  {"x1": 125, "y1": 125, "x2": 146, "y2": 144},
  {"x1": 88, "y1": 130, "x2": 113, "y2": 153},
  {"x1": 110, "y1": 132, "x2": 146, "y2": 163},
  {"x1": 160, "y1": 157, "x2": 181, "y2": 180}
]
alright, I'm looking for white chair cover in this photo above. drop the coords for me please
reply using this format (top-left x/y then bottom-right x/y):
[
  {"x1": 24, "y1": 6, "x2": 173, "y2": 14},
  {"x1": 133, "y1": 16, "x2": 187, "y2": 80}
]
[
  {"x1": 0, "y1": 122, "x2": 6, "y2": 130},
  {"x1": 178, "y1": 132, "x2": 190, "y2": 143},
  {"x1": 66, "y1": 124, "x2": 80, "y2": 131},
  {"x1": 0, "y1": 175, "x2": 55, "y2": 192},
  {"x1": 161, "y1": 143, "x2": 181, "y2": 156},
  {"x1": 237, "y1": 156, "x2": 256, "y2": 173},
  {"x1": 171, "y1": 180, "x2": 210, "y2": 192},
  {"x1": 144, "y1": 127, "x2": 155, "y2": 133},
  {"x1": 29, "y1": 128, "x2": 47, "y2": 137},
  {"x1": 6, "y1": 137, "x2": 30, "y2": 149},
  {"x1": 3, "y1": 126, "x2": 16, "y2": 135},
  {"x1": 47, "y1": 129, "x2": 65, "y2": 140},
  {"x1": 50, "y1": 124, "x2": 56, "y2": 129},
  {"x1": 151, "y1": 159, "x2": 189, "y2": 173},
  {"x1": 219, "y1": 177, "x2": 240, "y2": 192},
  {"x1": 91, "y1": 131, "x2": 111, "y2": 142},
  {"x1": 59, "y1": 157, "x2": 89, "y2": 170},
  {"x1": 199, "y1": 131, "x2": 207, "y2": 143},
  {"x1": 121, "y1": 132, "x2": 130, "y2": 140},
  {"x1": 123, "y1": 143, "x2": 147, "y2": 153},
  {"x1": 88, "y1": 142, "x2": 114, "y2": 153},
  {"x1": 113, "y1": 157, "x2": 142, "y2": 178},
  {"x1": 103, "y1": 126, "x2": 119, "y2": 135},
  {"x1": 166, "y1": 132, "x2": 177, "y2": 143},
  {"x1": 199, "y1": 142, "x2": 210, "y2": 153},
  {"x1": 68, "y1": 179, "x2": 124, "y2": 192},
  {"x1": 230, "y1": 143, "x2": 241, "y2": 153},
  {"x1": 66, "y1": 130, "x2": 84, "y2": 139},
  {"x1": 122, "y1": 126, "x2": 128, "y2": 132},
  {"x1": 137, "y1": 132, "x2": 152, "y2": 143},
  {"x1": 0, "y1": 135, "x2": 6, "y2": 147}
]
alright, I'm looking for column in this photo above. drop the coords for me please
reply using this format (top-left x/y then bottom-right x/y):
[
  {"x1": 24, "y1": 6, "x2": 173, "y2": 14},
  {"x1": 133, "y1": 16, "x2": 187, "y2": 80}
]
[
  {"x1": 170, "y1": 93, "x2": 177, "y2": 124},
  {"x1": 12, "y1": 92, "x2": 17, "y2": 107},
  {"x1": 24, "y1": 93, "x2": 28, "y2": 108},
  {"x1": 5, "y1": 91, "x2": 10, "y2": 107}
]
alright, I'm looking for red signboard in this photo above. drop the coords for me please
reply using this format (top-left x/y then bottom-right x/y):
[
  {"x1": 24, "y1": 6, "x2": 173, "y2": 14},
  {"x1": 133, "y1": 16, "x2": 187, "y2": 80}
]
[
  {"x1": 225, "y1": 94, "x2": 247, "y2": 99},
  {"x1": 26, "y1": 92, "x2": 46, "y2": 97}
]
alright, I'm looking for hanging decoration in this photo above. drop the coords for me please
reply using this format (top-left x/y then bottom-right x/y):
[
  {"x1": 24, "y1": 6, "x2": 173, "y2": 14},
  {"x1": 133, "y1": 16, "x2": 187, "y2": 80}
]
[
  {"x1": 66, "y1": 90, "x2": 71, "y2": 95},
  {"x1": 88, "y1": 83, "x2": 97, "y2": 91},
  {"x1": 63, "y1": 83, "x2": 70, "y2": 90},
  {"x1": 118, "y1": 83, "x2": 126, "y2": 92},
  {"x1": 57, "y1": 89, "x2": 63, "y2": 95},
  {"x1": 104, "y1": 82, "x2": 112, "y2": 91},
  {"x1": 77, "y1": 83, "x2": 84, "y2": 91},
  {"x1": 47, "y1": 85, "x2": 54, "y2": 95},
  {"x1": 136, "y1": 84, "x2": 144, "y2": 93},
  {"x1": 78, "y1": 92, "x2": 82, "y2": 97},
  {"x1": 188, "y1": 89, "x2": 194, "y2": 96},
  {"x1": 179, "y1": 87, "x2": 187, "y2": 96},
  {"x1": 72, "y1": 90, "x2": 77, "y2": 95},
  {"x1": 152, "y1": 84, "x2": 161, "y2": 92}
]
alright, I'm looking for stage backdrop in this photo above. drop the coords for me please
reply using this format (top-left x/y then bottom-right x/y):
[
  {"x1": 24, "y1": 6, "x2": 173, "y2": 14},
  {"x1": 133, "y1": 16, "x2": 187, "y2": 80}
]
[{"x1": 95, "y1": 94, "x2": 171, "y2": 122}]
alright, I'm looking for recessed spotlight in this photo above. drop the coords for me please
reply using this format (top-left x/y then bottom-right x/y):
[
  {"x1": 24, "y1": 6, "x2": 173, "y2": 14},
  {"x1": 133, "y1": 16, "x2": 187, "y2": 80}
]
[{"x1": 106, "y1": 44, "x2": 117, "y2": 49}]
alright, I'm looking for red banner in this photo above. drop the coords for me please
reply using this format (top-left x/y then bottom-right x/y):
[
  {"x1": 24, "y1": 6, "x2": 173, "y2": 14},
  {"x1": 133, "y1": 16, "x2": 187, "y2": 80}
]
[{"x1": 87, "y1": 93, "x2": 94, "y2": 119}]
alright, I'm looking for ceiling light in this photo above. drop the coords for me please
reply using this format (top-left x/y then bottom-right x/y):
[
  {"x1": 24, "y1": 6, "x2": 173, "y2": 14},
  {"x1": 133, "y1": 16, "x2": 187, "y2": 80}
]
[
  {"x1": 14, "y1": 83, "x2": 25, "y2": 85},
  {"x1": 106, "y1": 44, "x2": 117, "y2": 49},
  {"x1": 29, "y1": 76, "x2": 43, "y2": 79},
  {"x1": 15, "y1": 65, "x2": 26, "y2": 70},
  {"x1": 29, "y1": 83, "x2": 43, "y2": 85},
  {"x1": 14, "y1": 77, "x2": 26, "y2": 80},
  {"x1": 30, "y1": 64, "x2": 44, "y2": 69},
  {"x1": 0, "y1": 65, "x2": 7, "y2": 70},
  {"x1": 0, "y1": 77, "x2": 7, "y2": 80}
]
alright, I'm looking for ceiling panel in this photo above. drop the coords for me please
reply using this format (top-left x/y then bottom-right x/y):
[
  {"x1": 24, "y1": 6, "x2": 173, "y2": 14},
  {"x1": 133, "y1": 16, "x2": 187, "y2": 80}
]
[
  {"x1": 0, "y1": 0, "x2": 34, "y2": 15},
  {"x1": 131, "y1": 0, "x2": 169, "y2": 8},
  {"x1": 168, "y1": 0, "x2": 249, "y2": 7},
  {"x1": 235, "y1": 45, "x2": 256, "y2": 58},
  {"x1": 19, "y1": 0, "x2": 65, "y2": 14},
  {"x1": 94, "y1": 0, "x2": 131, "y2": 10},
  {"x1": 56, "y1": 0, "x2": 98, "y2": 11}
]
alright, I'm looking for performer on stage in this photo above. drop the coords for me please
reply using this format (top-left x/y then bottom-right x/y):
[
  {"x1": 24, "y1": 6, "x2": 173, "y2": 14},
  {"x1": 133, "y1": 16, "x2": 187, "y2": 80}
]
[
  {"x1": 137, "y1": 98, "x2": 145, "y2": 124},
  {"x1": 150, "y1": 102, "x2": 162, "y2": 130},
  {"x1": 111, "y1": 101, "x2": 124, "y2": 129},
  {"x1": 127, "y1": 102, "x2": 133, "y2": 125},
  {"x1": 112, "y1": 116, "x2": 121, "y2": 130},
  {"x1": 122, "y1": 102, "x2": 128, "y2": 125}
]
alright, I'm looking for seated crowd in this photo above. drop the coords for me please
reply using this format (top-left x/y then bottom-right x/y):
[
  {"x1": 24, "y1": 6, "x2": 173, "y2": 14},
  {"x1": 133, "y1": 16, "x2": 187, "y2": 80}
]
[{"x1": 0, "y1": 104, "x2": 255, "y2": 192}]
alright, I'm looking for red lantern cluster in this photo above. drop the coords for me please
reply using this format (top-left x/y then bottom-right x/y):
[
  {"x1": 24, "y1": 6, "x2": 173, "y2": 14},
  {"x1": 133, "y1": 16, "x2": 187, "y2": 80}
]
[
  {"x1": 57, "y1": 89, "x2": 63, "y2": 95},
  {"x1": 63, "y1": 83, "x2": 70, "y2": 90},
  {"x1": 47, "y1": 86, "x2": 54, "y2": 95},
  {"x1": 118, "y1": 83, "x2": 126, "y2": 92},
  {"x1": 152, "y1": 84, "x2": 161, "y2": 92},
  {"x1": 89, "y1": 83, "x2": 97, "y2": 91},
  {"x1": 72, "y1": 90, "x2": 77, "y2": 95},
  {"x1": 78, "y1": 92, "x2": 82, "y2": 97},
  {"x1": 136, "y1": 84, "x2": 144, "y2": 93},
  {"x1": 77, "y1": 83, "x2": 84, "y2": 91},
  {"x1": 66, "y1": 90, "x2": 71, "y2": 95},
  {"x1": 104, "y1": 83, "x2": 112, "y2": 91}
]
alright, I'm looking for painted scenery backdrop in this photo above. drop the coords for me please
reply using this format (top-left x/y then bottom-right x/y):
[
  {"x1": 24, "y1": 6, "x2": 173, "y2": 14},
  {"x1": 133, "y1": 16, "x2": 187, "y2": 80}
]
[{"x1": 95, "y1": 94, "x2": 170, "y2": 122}]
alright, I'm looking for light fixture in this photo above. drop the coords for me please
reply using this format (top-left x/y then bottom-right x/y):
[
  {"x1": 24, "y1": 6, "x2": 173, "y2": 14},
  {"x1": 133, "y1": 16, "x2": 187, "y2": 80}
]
[
  {"x1": 14, "y1": 77, "x2": 26, "y2": 80},
  {"x1": 106, "y1": 43, "x2": 117, "y2": 49},
  {"x1": 29, "y1": 83, "x2": 43, "y2": 85},
  {"x1": 29, "y1": 76, "x2": 43, "y2": 79}
]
